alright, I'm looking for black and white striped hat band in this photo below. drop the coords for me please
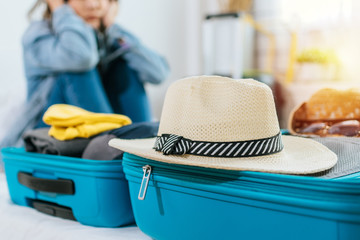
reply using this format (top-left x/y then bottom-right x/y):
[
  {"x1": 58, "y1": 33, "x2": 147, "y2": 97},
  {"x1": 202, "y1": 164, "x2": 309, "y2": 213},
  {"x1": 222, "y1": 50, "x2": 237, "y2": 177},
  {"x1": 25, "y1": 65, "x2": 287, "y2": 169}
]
[{"x1": 153, "y1": 132, "x2": 283, "y2": 158}]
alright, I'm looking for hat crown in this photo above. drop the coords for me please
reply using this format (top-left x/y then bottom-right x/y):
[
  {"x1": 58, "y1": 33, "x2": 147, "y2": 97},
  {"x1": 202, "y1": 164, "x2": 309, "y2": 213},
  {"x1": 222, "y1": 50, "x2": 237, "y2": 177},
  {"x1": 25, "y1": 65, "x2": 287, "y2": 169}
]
[{"x1": 158, "y1": 76, "x2": 280, "y2": 142}]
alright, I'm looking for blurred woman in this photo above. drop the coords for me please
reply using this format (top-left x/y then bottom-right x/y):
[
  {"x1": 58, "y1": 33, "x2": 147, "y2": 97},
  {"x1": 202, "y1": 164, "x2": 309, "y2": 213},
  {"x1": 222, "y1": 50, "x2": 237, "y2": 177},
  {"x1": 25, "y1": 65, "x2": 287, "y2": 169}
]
[{"x1": 25, "y1": 0, "x2": 169, "y2": 126}]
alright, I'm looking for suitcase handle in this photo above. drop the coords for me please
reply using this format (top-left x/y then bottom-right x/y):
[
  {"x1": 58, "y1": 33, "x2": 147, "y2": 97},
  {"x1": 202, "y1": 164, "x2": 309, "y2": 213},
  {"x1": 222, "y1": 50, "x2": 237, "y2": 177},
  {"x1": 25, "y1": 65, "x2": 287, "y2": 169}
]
[
  {"x1": 32, "y1": 200, "x2": 76, "y2": 220},
  {"x1": 17, "y1": 172, "x2": 75, "y2": 195}
]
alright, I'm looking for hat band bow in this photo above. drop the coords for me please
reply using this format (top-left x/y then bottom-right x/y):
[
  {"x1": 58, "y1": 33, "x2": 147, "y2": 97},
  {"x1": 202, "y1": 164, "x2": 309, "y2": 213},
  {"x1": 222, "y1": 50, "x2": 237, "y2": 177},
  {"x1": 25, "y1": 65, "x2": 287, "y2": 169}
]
[{"x1": 154, "y1": 132, "x2": 283, "y2": 158}]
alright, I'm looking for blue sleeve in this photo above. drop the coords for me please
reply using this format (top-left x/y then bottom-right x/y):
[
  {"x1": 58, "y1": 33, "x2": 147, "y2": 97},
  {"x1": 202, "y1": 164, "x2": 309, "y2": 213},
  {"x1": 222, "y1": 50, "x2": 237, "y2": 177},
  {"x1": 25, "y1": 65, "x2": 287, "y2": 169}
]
[
  {"x1": 22, "y1": 5, "x2": 99, "y2": 72},
  {"x1": 106, "y1": 24, "x2": 170, "y2": 85}
]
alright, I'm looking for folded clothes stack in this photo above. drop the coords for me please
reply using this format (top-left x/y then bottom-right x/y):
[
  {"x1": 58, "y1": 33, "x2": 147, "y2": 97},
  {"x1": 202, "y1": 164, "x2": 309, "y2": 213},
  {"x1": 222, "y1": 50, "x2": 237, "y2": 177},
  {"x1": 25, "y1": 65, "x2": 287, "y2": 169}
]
[{"x1": 23, "y1": 105, "x2": 159, "y2": 160}]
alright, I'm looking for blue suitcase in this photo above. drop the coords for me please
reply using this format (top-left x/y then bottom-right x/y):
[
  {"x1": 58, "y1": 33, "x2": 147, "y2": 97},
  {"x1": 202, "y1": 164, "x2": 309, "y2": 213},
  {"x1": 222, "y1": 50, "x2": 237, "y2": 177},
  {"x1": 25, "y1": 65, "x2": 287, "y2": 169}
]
[
  {"x1": 122, "y1": 153, "x2": 360, "y2": 240},
  {"x1": 1, "y1": 147, "x2": 134, "y2": 227}
]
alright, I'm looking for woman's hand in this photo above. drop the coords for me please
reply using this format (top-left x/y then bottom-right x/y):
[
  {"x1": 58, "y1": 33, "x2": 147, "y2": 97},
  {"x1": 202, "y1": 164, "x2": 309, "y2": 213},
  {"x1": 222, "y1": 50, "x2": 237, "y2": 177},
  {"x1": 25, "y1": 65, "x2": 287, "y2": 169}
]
[
  {"x1": 46, "y1": 0, "x2": 64, "y2": 12},
  {"x1": 102, "y1": 0, "x2": 118, "y2": 28}
]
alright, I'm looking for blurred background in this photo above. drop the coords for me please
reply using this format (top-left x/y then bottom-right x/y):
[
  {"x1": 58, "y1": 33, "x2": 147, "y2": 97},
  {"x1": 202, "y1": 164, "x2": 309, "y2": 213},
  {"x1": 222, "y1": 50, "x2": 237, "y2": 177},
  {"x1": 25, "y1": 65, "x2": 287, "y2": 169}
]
[{"x1": 1, "y1": 0, "x2": 359, "y2": 140}]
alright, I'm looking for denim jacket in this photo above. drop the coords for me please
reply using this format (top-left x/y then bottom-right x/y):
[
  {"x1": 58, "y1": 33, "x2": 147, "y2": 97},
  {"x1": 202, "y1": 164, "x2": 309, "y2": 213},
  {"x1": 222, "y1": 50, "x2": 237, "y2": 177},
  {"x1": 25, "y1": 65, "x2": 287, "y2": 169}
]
[
  {"x1": 23, "y1": 4, "x2": 169, "y2": 98},
  {"x1": 0, "y1": 5, "x2": 169, "y2": 153}
]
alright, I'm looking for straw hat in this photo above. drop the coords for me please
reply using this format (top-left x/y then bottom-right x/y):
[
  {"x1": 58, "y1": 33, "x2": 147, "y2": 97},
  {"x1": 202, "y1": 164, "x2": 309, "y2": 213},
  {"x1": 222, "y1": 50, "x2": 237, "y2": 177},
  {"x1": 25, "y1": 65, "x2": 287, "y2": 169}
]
[{"x1": 109, "y1": 76, "x2": 337, "y2": 174}]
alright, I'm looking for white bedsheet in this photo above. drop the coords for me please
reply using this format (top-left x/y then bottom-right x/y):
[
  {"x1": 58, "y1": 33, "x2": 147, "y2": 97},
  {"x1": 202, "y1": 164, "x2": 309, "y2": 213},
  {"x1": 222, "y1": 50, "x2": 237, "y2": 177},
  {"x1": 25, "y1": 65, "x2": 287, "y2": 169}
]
[{"x1": 0, "y1": 173, "x2": 151, "y2": 240}]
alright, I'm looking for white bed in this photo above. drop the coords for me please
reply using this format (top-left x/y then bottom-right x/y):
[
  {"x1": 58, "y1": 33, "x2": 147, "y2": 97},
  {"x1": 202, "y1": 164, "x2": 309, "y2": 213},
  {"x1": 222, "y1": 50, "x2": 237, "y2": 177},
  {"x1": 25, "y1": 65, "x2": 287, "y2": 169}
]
[{"x1": 0, "y1": 172, "x2": 151, "y2": 240}]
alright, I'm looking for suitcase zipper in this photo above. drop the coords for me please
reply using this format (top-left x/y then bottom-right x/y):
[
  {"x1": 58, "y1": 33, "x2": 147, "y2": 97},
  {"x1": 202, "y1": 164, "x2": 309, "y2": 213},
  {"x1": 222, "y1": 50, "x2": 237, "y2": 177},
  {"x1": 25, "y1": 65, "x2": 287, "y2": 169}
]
[{"x1": 138, "y1": 165, "x2": 152, "y2": 200}]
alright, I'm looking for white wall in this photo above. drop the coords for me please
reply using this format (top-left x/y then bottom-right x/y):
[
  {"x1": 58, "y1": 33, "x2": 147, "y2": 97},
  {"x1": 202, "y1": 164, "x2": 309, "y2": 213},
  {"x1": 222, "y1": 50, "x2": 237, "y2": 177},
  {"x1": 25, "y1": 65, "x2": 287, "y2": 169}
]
[
  {"x1": 0, "y1": 1, "x2": 32, "y2": 140},
  {"x1": 0, "y1": 1, "x2": 30, "y2": 93},
  {"x1": 118, "y1": 0, "x2": 203, "y2": 118},
  {"x1": 0, "y1": 0, "x2": 204, "y2": 139}
]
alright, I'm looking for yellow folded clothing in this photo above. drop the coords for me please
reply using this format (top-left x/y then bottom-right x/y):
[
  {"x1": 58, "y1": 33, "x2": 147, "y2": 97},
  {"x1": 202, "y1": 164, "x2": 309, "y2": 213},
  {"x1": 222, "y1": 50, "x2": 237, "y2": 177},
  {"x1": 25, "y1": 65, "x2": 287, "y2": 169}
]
[{"x1": 43, "y1": 104, "x2": 132, "y2": 140}]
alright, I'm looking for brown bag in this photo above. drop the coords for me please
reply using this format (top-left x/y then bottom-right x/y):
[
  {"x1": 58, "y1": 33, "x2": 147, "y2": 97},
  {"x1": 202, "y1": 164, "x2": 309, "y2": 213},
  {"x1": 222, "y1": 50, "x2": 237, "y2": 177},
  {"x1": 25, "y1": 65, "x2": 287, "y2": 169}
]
[{"x1": 288, "y1": 88, "x2": 360, "y2": 137}]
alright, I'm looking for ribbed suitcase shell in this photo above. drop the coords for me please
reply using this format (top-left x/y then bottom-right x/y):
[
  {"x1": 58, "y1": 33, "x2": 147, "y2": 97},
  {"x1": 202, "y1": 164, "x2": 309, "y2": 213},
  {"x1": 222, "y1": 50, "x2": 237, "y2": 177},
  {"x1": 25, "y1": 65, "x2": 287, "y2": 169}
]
[
  {"x1": 122, "y1": 153, "x2": 360, "y2": 240},
  {"x1": 1, "y1": 147, "x2": 134, "y2": 227}
]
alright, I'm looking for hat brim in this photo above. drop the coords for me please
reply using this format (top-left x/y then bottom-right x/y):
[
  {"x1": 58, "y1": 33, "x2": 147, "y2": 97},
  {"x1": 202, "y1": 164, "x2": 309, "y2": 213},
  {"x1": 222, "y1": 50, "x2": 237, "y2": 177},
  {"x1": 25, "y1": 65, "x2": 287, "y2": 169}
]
[{"x1": 109, "y1": 135, "x2": 337, "y2": 174}]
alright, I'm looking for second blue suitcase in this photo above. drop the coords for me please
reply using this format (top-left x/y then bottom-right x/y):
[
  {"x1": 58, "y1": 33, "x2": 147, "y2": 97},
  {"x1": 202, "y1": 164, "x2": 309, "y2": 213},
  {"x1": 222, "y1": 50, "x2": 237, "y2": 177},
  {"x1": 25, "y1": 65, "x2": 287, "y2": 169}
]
[{"x1": 2, "y1": 147, "x2": 134, "y2": 227}]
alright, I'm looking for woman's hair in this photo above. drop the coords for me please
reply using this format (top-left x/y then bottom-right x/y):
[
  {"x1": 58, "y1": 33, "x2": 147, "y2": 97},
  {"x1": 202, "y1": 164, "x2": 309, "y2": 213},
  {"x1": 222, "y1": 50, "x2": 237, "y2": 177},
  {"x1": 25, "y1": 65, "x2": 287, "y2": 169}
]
[
  {"x1": 28, "y1": 0, "x2": 118, "y2": 21},
  {"x1": 28, "y1": 0, "x2": 66, "y2": 20}
]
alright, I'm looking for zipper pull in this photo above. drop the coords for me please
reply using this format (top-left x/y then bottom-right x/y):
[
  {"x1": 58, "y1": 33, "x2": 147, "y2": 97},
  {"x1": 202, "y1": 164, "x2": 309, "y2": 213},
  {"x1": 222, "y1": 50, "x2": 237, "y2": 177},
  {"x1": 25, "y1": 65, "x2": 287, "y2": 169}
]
[{"x1": 138, "y1": 165, "x2": 152, "y2": 200}]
